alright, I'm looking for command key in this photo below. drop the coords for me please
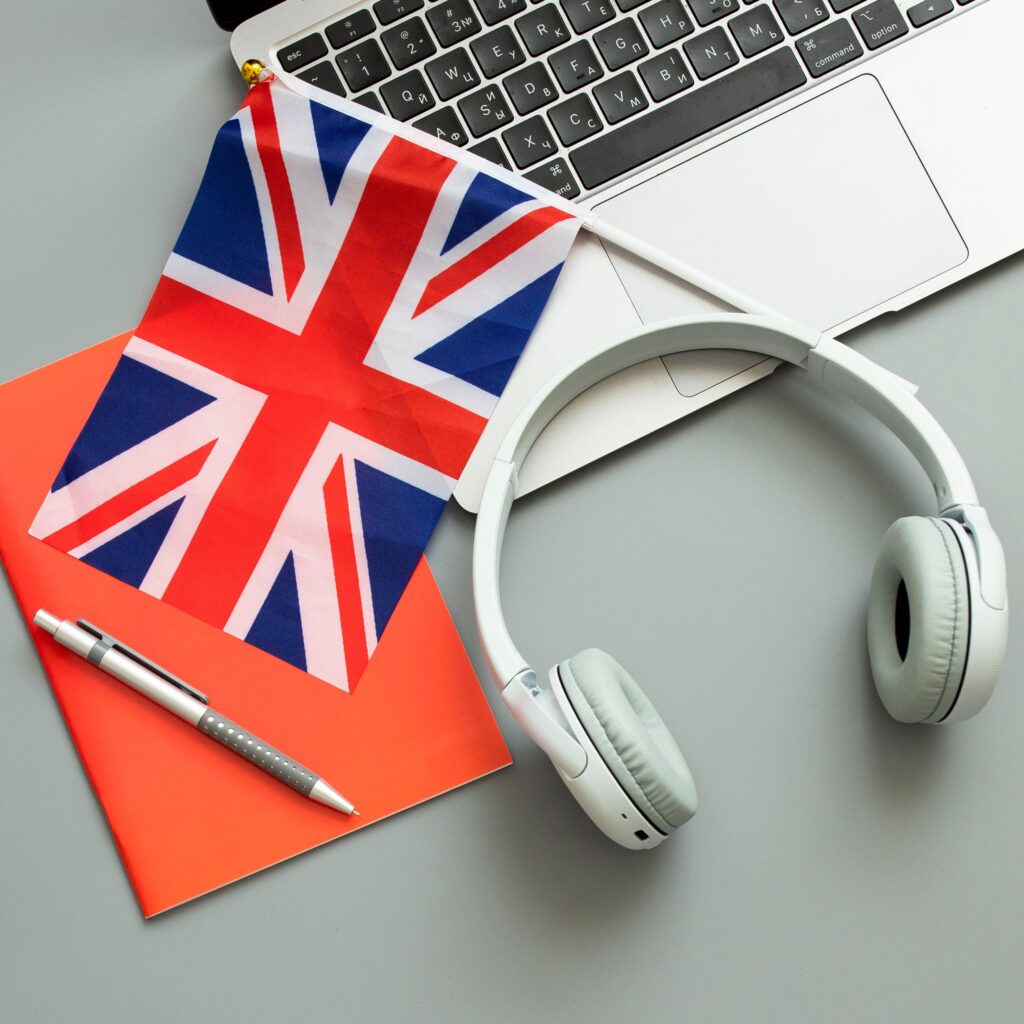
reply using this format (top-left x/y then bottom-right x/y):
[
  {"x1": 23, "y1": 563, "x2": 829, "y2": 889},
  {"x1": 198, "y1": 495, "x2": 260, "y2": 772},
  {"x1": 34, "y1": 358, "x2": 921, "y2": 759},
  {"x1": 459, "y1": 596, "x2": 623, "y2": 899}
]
[{"x1": 796, "y1": 19, "x2": 864, "y2": 79}]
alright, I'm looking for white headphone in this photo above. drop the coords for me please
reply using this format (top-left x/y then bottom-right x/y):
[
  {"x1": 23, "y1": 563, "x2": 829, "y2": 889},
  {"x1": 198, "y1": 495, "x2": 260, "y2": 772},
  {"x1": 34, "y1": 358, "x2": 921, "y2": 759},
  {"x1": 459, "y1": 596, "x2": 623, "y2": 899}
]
[{"x1": 472, "y1": 314, "x2": 1008, "y2": 849}]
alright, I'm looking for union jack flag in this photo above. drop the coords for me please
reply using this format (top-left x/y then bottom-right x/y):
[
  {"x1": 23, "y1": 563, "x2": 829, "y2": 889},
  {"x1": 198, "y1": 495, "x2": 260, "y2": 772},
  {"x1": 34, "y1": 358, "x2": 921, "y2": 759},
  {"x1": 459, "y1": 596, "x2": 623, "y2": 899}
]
[{"x1": 30, "y1": 78, "x2": 582, "y2": 691}]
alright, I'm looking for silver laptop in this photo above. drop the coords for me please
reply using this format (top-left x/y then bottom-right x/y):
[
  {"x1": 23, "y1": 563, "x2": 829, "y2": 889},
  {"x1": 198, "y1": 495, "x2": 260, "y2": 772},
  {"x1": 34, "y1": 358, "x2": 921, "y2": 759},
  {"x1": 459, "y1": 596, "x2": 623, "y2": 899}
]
[{"x1": 211, "y1": 0, "x2": 1024, "y2": 510}]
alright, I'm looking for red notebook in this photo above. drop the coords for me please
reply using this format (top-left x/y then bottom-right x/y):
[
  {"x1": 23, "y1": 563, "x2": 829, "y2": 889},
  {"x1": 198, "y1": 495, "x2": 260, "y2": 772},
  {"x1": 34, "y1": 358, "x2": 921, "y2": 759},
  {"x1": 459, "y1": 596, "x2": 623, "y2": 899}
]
[{"x1": 0, "y1": 335, "x2": 510, "y2": 916}]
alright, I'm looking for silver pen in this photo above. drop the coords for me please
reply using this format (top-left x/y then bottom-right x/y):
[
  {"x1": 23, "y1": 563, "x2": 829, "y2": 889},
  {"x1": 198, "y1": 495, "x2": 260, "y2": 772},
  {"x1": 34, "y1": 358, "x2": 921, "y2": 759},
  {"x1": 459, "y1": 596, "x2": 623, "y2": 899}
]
[{"x1": 34, "y1": 610, "x2": 357, "y2": 815}]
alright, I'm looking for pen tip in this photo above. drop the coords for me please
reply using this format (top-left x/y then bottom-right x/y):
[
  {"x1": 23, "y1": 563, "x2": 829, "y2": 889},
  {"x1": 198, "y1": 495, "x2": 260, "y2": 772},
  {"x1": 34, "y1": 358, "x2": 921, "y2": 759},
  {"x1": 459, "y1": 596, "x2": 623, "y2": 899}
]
[{"x1": 351, "y1": 809, "x2": 360, "y2": 816}]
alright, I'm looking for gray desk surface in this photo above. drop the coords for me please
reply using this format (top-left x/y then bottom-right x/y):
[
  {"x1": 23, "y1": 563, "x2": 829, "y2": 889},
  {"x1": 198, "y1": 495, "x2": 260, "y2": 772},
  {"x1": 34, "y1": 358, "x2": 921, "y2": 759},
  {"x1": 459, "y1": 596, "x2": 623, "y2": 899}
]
[{"x1": 3, "y1": 3, "x2": 1023, "y2": 1022}]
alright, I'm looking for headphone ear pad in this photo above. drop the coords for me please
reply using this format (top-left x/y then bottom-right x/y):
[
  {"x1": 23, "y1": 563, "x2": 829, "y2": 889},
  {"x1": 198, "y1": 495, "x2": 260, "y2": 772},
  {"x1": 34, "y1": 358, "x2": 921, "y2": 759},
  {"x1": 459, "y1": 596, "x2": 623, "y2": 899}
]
[
  {"x1": 559, "y1": 649, "x2": 696, "y2": 832},
  {"x1": 867, "y1": 517, "x2": 970, "y2": 724}
]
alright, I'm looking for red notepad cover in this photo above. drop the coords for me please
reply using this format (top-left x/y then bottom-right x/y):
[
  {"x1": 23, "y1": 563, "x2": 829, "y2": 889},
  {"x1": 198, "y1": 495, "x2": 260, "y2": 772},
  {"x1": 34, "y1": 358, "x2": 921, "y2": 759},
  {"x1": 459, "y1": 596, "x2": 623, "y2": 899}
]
[{"x1": 0, "y1": 335, "x2": 510, "y2": 916}]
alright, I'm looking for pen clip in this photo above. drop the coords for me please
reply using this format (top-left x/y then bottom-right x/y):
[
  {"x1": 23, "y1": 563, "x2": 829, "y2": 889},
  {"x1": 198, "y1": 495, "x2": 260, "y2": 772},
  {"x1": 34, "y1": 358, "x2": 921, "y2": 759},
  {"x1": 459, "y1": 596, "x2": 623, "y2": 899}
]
[{"x1": 77, "y1": 620, "x2": 209, "y2": 705}]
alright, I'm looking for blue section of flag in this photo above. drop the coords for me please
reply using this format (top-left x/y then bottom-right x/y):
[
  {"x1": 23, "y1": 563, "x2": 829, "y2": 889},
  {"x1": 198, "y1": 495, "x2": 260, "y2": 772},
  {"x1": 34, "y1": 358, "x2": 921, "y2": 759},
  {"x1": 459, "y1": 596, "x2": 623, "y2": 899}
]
[
  {"x1": 441, "y1": 172, "x2": 535, "y2": 255},
  {"x1": 245, "y1": 553, "x2": 307, "y2": 671},
  {"x1": 310, "y1": 101, "x2": 372, "y2": 204},
  {"x1": 52, "y1": 356, "x2": 216, "y2": 492},
  {"x1": 415, "y1": 265, "x2": 562, "y2": 396},
  {"x1": 355, "y1": 461, "x2": 446, "y2": 638},
  {"x1": 80, "y1": 498, "x2": 185, "y2": 588},
  {"x1": 173, "y1": 118, "x2": 273, "y2": 294}
]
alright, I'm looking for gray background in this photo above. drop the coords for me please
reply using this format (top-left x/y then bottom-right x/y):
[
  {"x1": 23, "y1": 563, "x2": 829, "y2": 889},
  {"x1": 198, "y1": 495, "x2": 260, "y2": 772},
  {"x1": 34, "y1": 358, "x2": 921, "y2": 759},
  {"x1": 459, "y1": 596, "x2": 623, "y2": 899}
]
[{"x1": 2, "y1": 2, "x2": 1022, "y2": 1021}]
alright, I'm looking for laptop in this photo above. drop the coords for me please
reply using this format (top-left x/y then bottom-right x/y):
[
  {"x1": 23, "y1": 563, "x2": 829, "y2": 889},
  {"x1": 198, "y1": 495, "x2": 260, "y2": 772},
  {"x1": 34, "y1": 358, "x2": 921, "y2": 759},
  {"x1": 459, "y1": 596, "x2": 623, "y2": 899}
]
[{"x1": 209, "y1": 0, "x2": 1024, "y2": 510}]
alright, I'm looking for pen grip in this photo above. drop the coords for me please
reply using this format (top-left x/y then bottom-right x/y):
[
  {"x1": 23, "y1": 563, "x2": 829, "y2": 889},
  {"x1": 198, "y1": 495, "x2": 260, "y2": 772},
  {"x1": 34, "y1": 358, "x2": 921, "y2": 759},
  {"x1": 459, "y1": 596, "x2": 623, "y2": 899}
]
[{"x1": 197, "y1": 710, "x2": 319, "y2": 797}]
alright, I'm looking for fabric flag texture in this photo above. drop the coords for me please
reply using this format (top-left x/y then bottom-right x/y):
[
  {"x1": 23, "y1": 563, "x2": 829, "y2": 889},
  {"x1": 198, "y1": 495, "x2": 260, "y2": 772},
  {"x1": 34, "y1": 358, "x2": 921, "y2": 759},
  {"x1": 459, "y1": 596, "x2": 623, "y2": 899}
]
[{"x1": 30, "y1": 77, "x2": 582, "y2": 691}]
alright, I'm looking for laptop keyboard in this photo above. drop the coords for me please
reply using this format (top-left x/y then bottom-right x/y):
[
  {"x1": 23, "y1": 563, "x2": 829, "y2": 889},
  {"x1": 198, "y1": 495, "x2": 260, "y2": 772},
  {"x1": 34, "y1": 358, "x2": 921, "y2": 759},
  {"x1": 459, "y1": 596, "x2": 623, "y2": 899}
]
[{"x1": 276, "y1": 0, "x2": 981, "y2": 198}]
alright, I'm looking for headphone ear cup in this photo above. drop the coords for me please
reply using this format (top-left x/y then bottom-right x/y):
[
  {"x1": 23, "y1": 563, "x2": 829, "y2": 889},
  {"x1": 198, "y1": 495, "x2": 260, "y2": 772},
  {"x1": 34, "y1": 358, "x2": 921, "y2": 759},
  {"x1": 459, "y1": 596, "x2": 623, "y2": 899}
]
[
  {"x1": 559, "y1": 649, "x2": 696, "y2": 832},
  {"x1": 867, "y1": 517, "x2": 970, "y2": 724}
]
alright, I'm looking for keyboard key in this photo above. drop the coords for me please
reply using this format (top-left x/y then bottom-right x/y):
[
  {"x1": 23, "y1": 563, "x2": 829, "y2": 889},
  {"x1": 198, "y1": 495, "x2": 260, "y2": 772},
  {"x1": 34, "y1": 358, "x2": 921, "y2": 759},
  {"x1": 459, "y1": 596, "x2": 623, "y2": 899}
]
[
  {"x1": 325, "y1": 11, "x2": 375, "y2": 48},
  {"x1": 639, "y1": 0, "x2": 694, "y2": 47},
  {"x1": 524, "y1": 158, "x2": 582, "y2": 199},
  {"x1": 594, "y1": 19, "x2": 650, "y2": 71},
  {"x1": 277, "y1": 32, "x2": 328, "y2": 72},
  {"x1": 336, "y1": 39, "x2": 391, "y2": 90},
  {"x1": 729, "y1": 4, "x2": 785, "y2": 56},
  {"x1": 472, "y1": 27, "x2": 527, "y2": 76},
  {"x1": 852, "y1": 0, "x2": 908, "y2": 49},
  {"x1": 517, "y1": 5, "x2": 572, "y2": 56},
  {"x1": 684, "y1": 26, "x2": 739, "y2": 78},
  {"x1": 570, "y1": 47, "x2": 805, "y2": 188},
  {"x1": 638, "y1": 49, "x2": 694, "y2": 100},
  {"x1": 297, "y1": 61, "x2": 347, "y2": 96},
  {"x1": 381, "y1": 70, "x2": 436, "y2": 119},
  {"x1": 373, "y1": 0, "x2": 425, "y2": 26},
  {"x1": 907, "y1": 0, "x2": 953, "y2": 27},
  {"x1": 688, "y1": 0, "x2": 740, "y2": 26},
  {"x1": 502, "y1": 115, "x2": 558, "y2": 166},
  {"x1": 828, "y1": 0, "x2": 866, "y2": 10},
  {"x1": 352, "y1": 92, "x2": 385, "y2": 113},
  {"x1": 477, "y1": 0, "x2": 528, "y2": 24},
  {"x1": 773, "y1": 0, "x2": 829, "y2": 35},
  {"x1": 413, "y1": 106, "x2": 470, "y2": 144},
  {"x1": 426, "y1": 48, "x2": 482, "y2": 98},
  {"x1": 382, "y1": 18, "x2": 437, "y2": 69},
  {"x1": 459, "y1": 84, "x2": 514, "y2": 134},
  {"x1": 548, "y1": 39, "x2": 605, "y2": 91},
  {"x1": 616, "y1": 0, "x2": 654, "y2": 12},
  {"x1": 593, "y1": 71, "x2": 650, "y2": 123},
  {"x1": 428, "y1": 0, "x2": 483, "y2": 45},
  {"x1": 795, "y1": 17, "x2": 863, "y2": 75},
  {"x1": 560, "y1": 0, "x2": 617, "y2": 34},
  {"x1": 548, "y1": 94, "x2": 603, "y2": 144},
  {"x1": 504, "y1": 63, "x2": 560, "y2": 113},
  {"x1": 469, "y1": 137, "x2": 513, "y2": 168}
]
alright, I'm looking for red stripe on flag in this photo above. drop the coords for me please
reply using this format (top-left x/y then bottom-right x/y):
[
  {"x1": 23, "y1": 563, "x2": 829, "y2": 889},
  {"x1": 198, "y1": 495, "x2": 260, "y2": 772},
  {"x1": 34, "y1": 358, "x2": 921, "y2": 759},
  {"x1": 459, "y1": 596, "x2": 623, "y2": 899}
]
[
  {"x1": 323, "y1": 458, "x2": 369, "y2": 688},
  {"x1": 247, "y1": 85, "x2": 305, "y2": 300},
  {"x1": 412, "y1": 205, "x2": 572, "y2": 317},
  {"x1": 43, "y1": 441, "x2": 216, "y2": 554}
]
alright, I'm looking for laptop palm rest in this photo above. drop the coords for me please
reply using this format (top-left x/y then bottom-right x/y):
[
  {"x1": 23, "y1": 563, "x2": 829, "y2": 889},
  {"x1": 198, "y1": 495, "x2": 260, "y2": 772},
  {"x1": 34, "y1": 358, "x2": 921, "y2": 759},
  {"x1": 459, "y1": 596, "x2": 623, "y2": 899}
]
[{"x1": 595, "y1": 74, "x2": 967, "y2": 397}]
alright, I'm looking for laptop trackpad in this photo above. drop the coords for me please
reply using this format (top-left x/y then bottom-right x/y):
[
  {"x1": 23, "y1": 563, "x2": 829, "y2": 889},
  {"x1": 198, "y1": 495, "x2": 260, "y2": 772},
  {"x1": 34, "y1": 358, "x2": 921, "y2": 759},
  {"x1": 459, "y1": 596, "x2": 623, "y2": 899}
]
[{"x1": 595, "y1": 75, "x2": 967, "y2": 396}]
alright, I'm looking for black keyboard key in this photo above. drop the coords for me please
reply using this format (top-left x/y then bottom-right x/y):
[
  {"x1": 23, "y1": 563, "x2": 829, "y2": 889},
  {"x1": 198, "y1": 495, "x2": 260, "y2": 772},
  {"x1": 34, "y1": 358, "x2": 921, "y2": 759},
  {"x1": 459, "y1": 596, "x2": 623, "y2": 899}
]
[
  {"x1": 907, "y1": 0, "x2": 953, "y2": 27},
  {"x1": 459, "y1": 84, "x2": 514, "y2": 135},
  {"x1": 426, "y1": 48, "x2": 482, "y2": 98},
  {"x1": 524, "y1": 158, "x2": 582, "y2": 199},
  {"x1": 336, "y1": 39, "x2": 392, "y2": 90},
  {"x1": 684, "y1": 26, "x2": 739, "y2": 77},
  {"x1": 570, "y1": 47, "x2": 805, "y2": 188},
  {"x1": 729, "y1": 4, "x2": 785, "y2": 56},
  {"x1": 595, "y1": 19, "x2": 650, "y2": 70},
  {"x1": 516, "y1": 5, "x2": 572, "y2": 56},
  {"x1": 593, "y1": 71, "x2": 649, "y2": 123},
  {"x1": 638, "y1": 48, "x2": 694, "y2": 100},
  {"x1": 795, "y1": 17, "x2": 862, "y2": 75},
  {"x1": 477, "y1": 0, "x2": 528, "y2": 25},
  {"x1": 548, "y1": 94, "x2": 603, "y2": 144},
  {"x1": 297, "y1": 61, "x2": 347, "y2": 96},
  {"x1": 469, "y1": 137, "x2": 513, "y2": 168},
  {"x1": 277, "y1": 32, "x2": 328, "y2": 72},
  {"x1": 560, "y1": 0, "x2": 617, "y2": 34},
  {"x1": 326, "y1": 11, "x2": 375, "y2": 48},
  {"x1": 548, "y1": 39, "x2": 605, "y2": 91},
  {"x1": 382, "y1": 18, "x2": 438, "y2": 69},
  {"x1": 413, "y1": 106, "x2": 470, "y2": 145},
  {"x1": 502, "y1": 115, "x2": 558, "y2": 166},
  {"x1": 352, "y1": 92, "x2": 385, "y2": 113},
  {"x1": 689, "y1": 0, "x2": 740, "y2": 25},
  {"x1": 428, "y1": 0, "x2": 483, "y2": 45},
  {"x1": 616, "y1": 0, "x2": 654, "y2": 12},
  {"x1": 504, "y1": 63, "x2": 560, "y2": 113},
  {"x1": 852, "y1": 0, "x2": 909, "y2": 48},
  {"x1": 374, "y1": 0, "x2": 425, "y2": 26},
  {"x1": 828, "y1": 0, "x2": 866, "y2": 10},
  {"x1": 472, "y1": 27, "x2": 526, "y2": 77},
  {"x1": 639, "y1": 0, "x2": 694, "y2": 46},
  {"x1": 774, "y1": 0, "x2": 830, "y2": 35},
  {"x1": 380, "y1": 70, "x2": 436, "y2": 119}
]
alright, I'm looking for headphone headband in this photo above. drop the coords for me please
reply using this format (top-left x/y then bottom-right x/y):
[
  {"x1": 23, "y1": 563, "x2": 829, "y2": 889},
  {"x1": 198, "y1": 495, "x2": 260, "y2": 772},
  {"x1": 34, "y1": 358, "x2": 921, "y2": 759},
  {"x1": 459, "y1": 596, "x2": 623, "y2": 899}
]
[{"x1": 474, "y1": 314, "x2": 981, "y2": 689}]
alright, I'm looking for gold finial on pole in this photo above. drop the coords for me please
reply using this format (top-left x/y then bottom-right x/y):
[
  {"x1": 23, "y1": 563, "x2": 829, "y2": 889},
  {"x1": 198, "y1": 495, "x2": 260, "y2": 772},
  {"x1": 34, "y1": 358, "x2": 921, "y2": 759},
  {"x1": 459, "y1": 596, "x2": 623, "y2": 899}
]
[{"x1": 240, "y1": 59, "x2": 265, "y2": 86}]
